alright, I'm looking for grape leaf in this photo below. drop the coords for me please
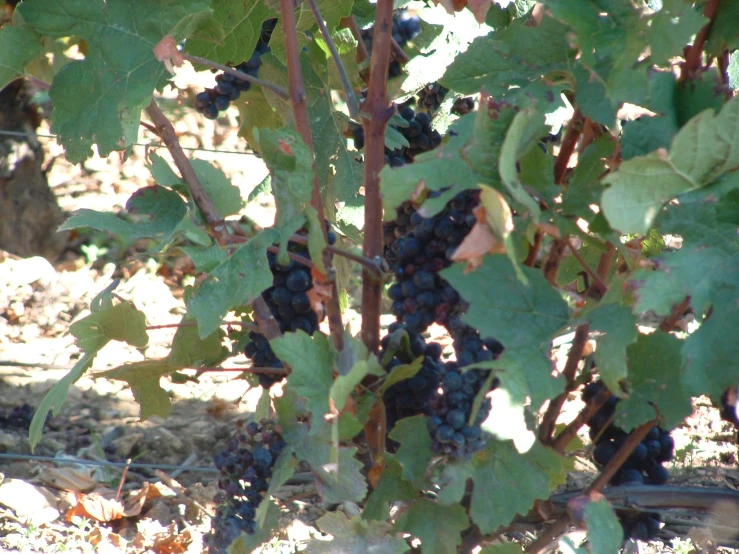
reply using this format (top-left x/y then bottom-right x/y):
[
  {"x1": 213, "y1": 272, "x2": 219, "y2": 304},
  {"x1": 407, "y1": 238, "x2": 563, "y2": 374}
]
[
  {"x1": 180, "y1": 245, "x2": 228, "y2": 273},
  {"x1": 377, "y1": 357, "x2": 423, "y2": 395},
  {"x1": 147, "y1": 153, "x2": 183, "y2": 187},
  {"x1": 388, "y1": 415, "x2": 433, "y2": 488},
  {"x1": 465, "y1": 98, "x2": 517, "y2": 189},
  {"x1": 330, "y1": 360, "x2": 371, "y2": 413},
  {"x1": 306, "y1": 512, "x2": 409, "y2": 554},
  {"x1": 584, "y1": 498, "x2": 623, "y2": 554},
  {"x1": 167, "y1": 318, "x2": 227, "y2": 367},
  {"x1": 380, "y1": 114, "x2": 479, "y2": 216},
  {"x1": 59, "y1": 186, "x2": 188, "y2": 243},
  {"x1": 705, "y1": 0, "x2": 739, "y2": 55},
  {"x1": 273, "y1": 330, "x2": 334, "y2": 421},
  {"x1": 18, "y1": 0, "x2": 210, "y2": 162},
  {"x1": 630, "y1": 181, "x2": 739, "y2": 398},
  {"x1": 614, "y1": 332, "x2": 691, "y2": 431},
  {"x1": 237, "y1": 86, "x2": 285, "y2": 154},
  {"x1": 602, "y1": 95, "x2": 739, "y2": 233},
  {"x1": 363, "y1": 455, "x2": 416, "y2": 521},
  {"x1": 440, "y1": 16, "x2": 572, "y2": 96},
  {"x1": 102, "y1": 360, "x2": 177, "y2": 420},
  {"x1": 442, "y1": 255, "x2": 570, "y2": 407},
  {"x1": 29, "y1": 300, "x2": 148, "y2": 448},
  {"x1": 674, "y1": 68, "x2": 727, "y2": 127},
  {"x1": 578, "y1": 302, "x2": 637, "y2": 395},
  {"x1": 647, "y1": 0, "x2": 707, "y2": 67},
  {"x1": 185, "y1": 0, "x2": 277, "y2": 65},
  {"x1": 620, "y1": 116, "x2": 677, "y2": 161},
  {"x1": 190, "y1": 160, "x2": 243, "y2": 218},
  {"x1": 257, "y1": 127, "x2": 315, "y2": 228},
  {"x1": 393, "y1": 498, "x2": 469, "y2": 554},
  {"x1": 437, "y1": 440, "x2": 552, "y2": 534},
  {"x1": 0, "y1": 25, "x2": 42, "y2": 91},
  {"x1": 186, "y1": 229, "x2": 277, "y2": 338}
]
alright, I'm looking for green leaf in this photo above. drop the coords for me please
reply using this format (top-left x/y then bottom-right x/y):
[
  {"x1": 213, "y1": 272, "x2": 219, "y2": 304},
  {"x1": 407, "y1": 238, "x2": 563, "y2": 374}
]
[
  {"x1": 180, "y1": 245, "x2": 228, "y2": 273},
  {"x1": 59, "y1": 186, "x2": 188, "y2": 243},
  {"x1": 705, "y1": 0, "x2": 739, "y2": 54},
  {"x1": 147, "y1": 152, "x2": 183, "y2": 187},
  {"x1": 388, "y1": 415, "x2": 433, "y2": 488},
  {"x1": 393, "y1": 498, "x2": 469, "y2": 554},
  {"x1": 237, "y1": 86, "x2": 285, "y2": 155},
  {"x1": 499, "y1": 109, "x2": 544, "y2": 220},
  {"x1": 648, "y1": 0, "x2": 707, "y2": 67},
  {"x1": 255, "y1": 388, "x2": 271, "y2": 422},
  {"x1": 0, "y1": 25, "x2": 43, "y2": 91},
  {"x1": 185, "y1": 1, "x2": 277, "y2": 65},
  {"x1": 442, "y1": 255, "x2": 569, "y2": 407},
  {"x1": 304, "y1": 206, "x2": 327, "y2": 275},
  {"x1": 190, "y1": 160, "x2": 243, "y2": 218},
  {"x1": 480, "y1": 545, "x2": 524, "y2": 554},
  {"x1": 615, "y1": 332, "x2": 691, "y2": 431},
  {"x1": 620, "y1": 116, "x2": 677, "y2": 161},
  {"x1": 440, "y1": 16, "x2": 572, "y2": 96},
  {"x1": 465, "y1": 101, "x2": 516, "y2": 189},
  {"x1": 71, "y1": 301, "x2": 149, "y2": 352},
  {"x1": 377, "y1": 357, "x2": 423, "y2": 395},
  {"x1": 167, "y1": 318, "x2": 226, "y2": 367},
  {"x1": 274, "y1": 331, "x2": 334, "y2": 421},
  {"x1": 186, "y1": 230, "x2": 276, "y2": 338},
  {"x1": 19, "y1": 0, "x2": 210, "y2": 162},
  {"x1": 101, "y1": 360, "x2": 179, "y2": 420},
  {"x1": 257, "y1": 127, "x2": 315, "y2": 228},
  {"x1": 561, "y1": 134, "x2": 617, "y2": 218},
  {"x1": 380, "y1": 115, "x2": 479, "y2": 217},
  {"x1": 259, "y1": 451, "x2": 298, "y2": 527},
  {"x1": 674, "y1": 68, "x2": 727, "y2": 127},
  {"x1": 330, "y1": 360, "x2": 370, "y2": 413},
  {"x1": 306, "y1": 512, "x2": 409, "y2": 554},
  {"x1": 578, "y1": 303, "x2": 637, "y2": 395},
  {"x1": 363, "y1": 455, "x2": 416, "y2": 521},
  {"x1": 583, "y1": 499, "x2": 623, "y2": 554},
  {"x1": 29, "y1": 352, "x2": 95, "y2": 450},
  {"x1": 437, "y1": 440, "x2": 552, "y2": 533}
]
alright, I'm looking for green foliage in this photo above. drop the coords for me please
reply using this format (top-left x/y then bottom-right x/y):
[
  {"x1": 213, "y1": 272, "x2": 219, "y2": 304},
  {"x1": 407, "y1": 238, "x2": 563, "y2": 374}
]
[{"x1": 7, "y1": 0, "x2": 739, "y2": 551}]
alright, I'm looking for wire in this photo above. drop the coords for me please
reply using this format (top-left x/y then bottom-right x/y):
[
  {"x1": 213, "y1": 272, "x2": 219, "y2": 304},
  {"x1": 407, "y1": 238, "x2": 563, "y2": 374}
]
[
  {"x1": 0, "y1": 452, "x2": 218, "y2": 473},
  {"x1": 0, "y1": 129, "x2": 255, "y2": 157}
]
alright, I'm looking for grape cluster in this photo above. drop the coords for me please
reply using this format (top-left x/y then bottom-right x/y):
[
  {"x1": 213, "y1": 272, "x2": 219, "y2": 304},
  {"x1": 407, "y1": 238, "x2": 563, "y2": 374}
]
[
  {"x1": 583, "y1": 381, "x2": 674, "y2": 542},
  {"x1": 720, "y1": 386, "x2": 739, "y2": 428},
  {"x1": 352, "y1": 106, "x2": 442, "y2": 168},
  {"x1": 244, "y1": 226, "x2": 336, "y2": 389},
  {"x1": 447, "y1": 315, "x2": 504, "y2": 367},
  {"x1": 385, "y1": 190, "x2": 479, "y2": 333},
  {"x1": 361, "y1": 12, "x2": 421, "y2": 78},
  {"x1": 416, "y1": 83, "x2": 449, "y2": 113},
  {"x1": 380, "y1": 323, "x2": 443, "y2": 432},
  {"x1": 208, "y1": 420, "x2": 285, "y2": 553},
  {"x1": 426, "y1": 361, "x2": 496, "y2": 459},
  {"x1": 194, "y1": 19, "x2": 277, "y2": 119}
]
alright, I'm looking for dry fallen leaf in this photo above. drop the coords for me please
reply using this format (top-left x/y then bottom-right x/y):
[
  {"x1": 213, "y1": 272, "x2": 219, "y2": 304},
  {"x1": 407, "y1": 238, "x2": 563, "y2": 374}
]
[
  {"x1": 37, "y1": 466, "x2": 99, "y2": 493},
  {"x1": 66, "y1": 491, "x2": 125, "y2": 523},
  {"x1": 0, "y1": 479, "x2": 60, "y2": 525},
  {"x1": 468, "y1": 0, "x2": 492, "y2": 23},
  {"x1": 152, "y1": 36, "x2": 184, "y2": 75}
]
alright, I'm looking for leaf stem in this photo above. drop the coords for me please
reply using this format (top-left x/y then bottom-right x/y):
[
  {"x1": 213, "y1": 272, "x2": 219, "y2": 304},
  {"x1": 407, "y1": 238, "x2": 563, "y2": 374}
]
[
  {"x1": 180, "y1": 52, "x2": 289, "y2": 100},
  {"x1": 144, "y1": 99, "x2": 282, "y2": 342},
  {"x1": 563, "y1": 237, "x2": 607, "y2": 294},
  {"x1": 288, "y1": 234, "x2": 386, "y2": 279},
  {"x1": 307, "y1": 0, "x2": 360, "y2": 119},
  {"x1": 553, "y1": 108, "x2": 584, "y2": 186},
  {"x1": 279, "y1": 0, "x2": 345, "y2": 351},
  {"x1": 681, "y1": 0, "x2": 721, "y2": 80},
  {"x1": 658, "y1": 296, "x2": 691, "y2": 332},
  {"x1": 543, "y1": 238, "x2": 567, "y2": 286},
  {"x1": 550, "y1": 384, "x2": 610, "y2": 454},
  {"x1": 342, "y1": 16, "x2": 370, "y2": 65},
  {"x1": 585, "y1": 242, "x2": 616, "y2": 300}
]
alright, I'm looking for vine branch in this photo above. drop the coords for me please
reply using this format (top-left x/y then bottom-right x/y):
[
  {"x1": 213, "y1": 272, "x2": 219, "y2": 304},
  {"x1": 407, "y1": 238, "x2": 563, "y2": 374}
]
[
  {"x1": 554, "y1": 108, "x2": 584, "y2": 186},
  {"x1": 307, "y1": 0, "x2": 360, "y2": 119},
  {"x1": 280, "y1": 0, "x2": 345, "y2": 351},
  {"x1": 144, "y1": 99, "x2": 282, "y2": 341},
  {"x1": 681, "y1": 0, "x2": 722, "y2": 80}
]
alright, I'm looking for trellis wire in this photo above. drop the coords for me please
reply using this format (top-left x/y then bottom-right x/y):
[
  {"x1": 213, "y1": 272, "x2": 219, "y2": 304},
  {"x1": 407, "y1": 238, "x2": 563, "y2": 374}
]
[{"x1": 0, "y1": 452, "x2": 218, "y2": 473}]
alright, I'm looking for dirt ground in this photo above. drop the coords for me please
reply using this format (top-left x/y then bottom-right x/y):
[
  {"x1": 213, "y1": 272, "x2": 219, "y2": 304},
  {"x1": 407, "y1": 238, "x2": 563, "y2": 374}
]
[{"x1": 0, "y1": 65, "x2": 738, "y2": 554}]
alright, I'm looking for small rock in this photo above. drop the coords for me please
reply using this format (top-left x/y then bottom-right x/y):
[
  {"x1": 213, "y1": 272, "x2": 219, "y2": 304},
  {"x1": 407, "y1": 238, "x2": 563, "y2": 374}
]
[
  {"x1": 0, "y1": 431, "x2": 21, "y2": 452},
  {"x1": 0, "y1": 479, "x2": 60, "y2": 525},
  {"x1": 111, "y1": 432, "x2": 145, "y2": 457}
]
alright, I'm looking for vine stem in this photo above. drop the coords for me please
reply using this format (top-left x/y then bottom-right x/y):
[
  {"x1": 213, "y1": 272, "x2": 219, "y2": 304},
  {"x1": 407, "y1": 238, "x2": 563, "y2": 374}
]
[
  {"x1": 563, "y1": 237, "x2": 607, "y2": 294},
  {"x1": 279, "y1": 0, "x2": 344, "y2": 351},
  {"x1": 585, "y1": 242, "x2": 616, "y2": 299},
  {"x1": 288, "y1": 234, "x2": 386, "y2": 279},
  {"x1": 146, "y1": 320, "x2": 262, "y2": 334},
  {"x1": 361, "y1": 0, "x2": 395, "y2": 355},
  {"x1": 342, "y1": 16, "x2": 371, "y2": 65},
  {"x1": 527, "y1": 415, "x2": 660, "y2": 553},
  {"x1": 144, "y1": 99, "x2": 282, "y2": 342},
  {"x1": 180, "y1": 52, "x2": 289, "y2": 100},
  {"x1": 554, "y1": 108, "x2": 584, "y2": 186},
  {"x1": 658, "y1": 296, "x2": 691, "y2": 332},
  {"x1": 539, "y1": 324, "x2": 590, "y2": 444},
  {"x1": 681, "y1": 0, "x2": 721, "y2": 80},
  {"x1": 307, "y1": 0, "x2": 360, "y2": 119},
  {"x1": 550, "y1": 385, "x2": 610, "y2": 454}
]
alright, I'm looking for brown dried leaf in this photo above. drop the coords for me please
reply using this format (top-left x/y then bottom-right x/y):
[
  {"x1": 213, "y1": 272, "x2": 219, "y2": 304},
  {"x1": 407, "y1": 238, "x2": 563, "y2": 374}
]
[
  {"x1": 124, "y1": 482, "x2": 162, "y2": 517},
  {"x1": 152, "y1": 36, "x2": 183, "y2": 75},
  {"x1": 37, "y1": 466, "x2": 98, "y2": 493},
  {"x1": 67, "y1": 491, "x2": 125, "y2": 522},
  {"x1": 450, "y1": 206, "x2": 506, "y2": 271}
]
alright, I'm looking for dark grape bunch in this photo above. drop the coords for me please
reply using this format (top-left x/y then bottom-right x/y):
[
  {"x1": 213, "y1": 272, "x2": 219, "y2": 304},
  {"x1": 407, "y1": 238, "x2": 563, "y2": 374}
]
[
  {"x1": 208, "y1": 420, "x2": 286, "y2": 553},
  {"x1": 385, "y1": 190, "x2": 479, "y2": 333},
  {"x1": 380, "y1": 322, "x2": 443, "y2": 433},
  {"x1": 720, "y1": 386, "x2": 739, "y2": 428},
  {"x1": 244, "y1": 224, "x2": 337, "y2": 389},
  {"x1": 361, "y1": 12, "x2": 421, "y2": 78},
  {"x1": 352, "y1": 105, "x2": 442, "y2": 168},
  {"x1": 194, "y1": 19, "x2": 277, "y2": 119},
  {"x1": 426, "y1": 360, "x2": 497, "y2": 459},
  {"x1": 451, "y1": 96, "x2": 475, "y2": 116},
  {"x1": 583, "y1": 381, "x2": 675, "y2": 543},
  {"x1": 447, "y1": 315, "x2": 504, "y2": 367},
  {"x1": 416, "y1": 83, "x2": 449, "y2": 114}
]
